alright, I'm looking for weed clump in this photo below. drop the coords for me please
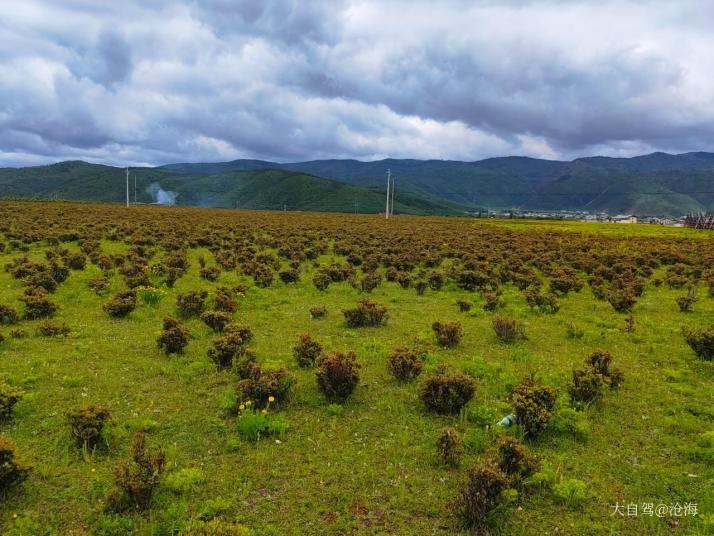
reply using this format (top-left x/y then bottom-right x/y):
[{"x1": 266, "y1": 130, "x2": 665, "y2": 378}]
[
  {"x1": 420, "y1": 370, "x2": 476, "y2": 414},
  {"x1": 20, "y1": 287, "x2": 57, "y2": 319},
  {"x1": 432, "y1": 321, "x2": 463, "y2": 348},
  {"x1": 156, "y1": 317, "x2": 190, "y2": 354},
  {"x1": 106, "y1": 432, "x2": 165, "y2": 512},
  {"x1": 387, "y1": 346, "x2": 424, "y2": 382},
  {"x1": 436, "y1": 427, "x2": 464, "y2": 467},
  {"x1": 103, "y1": 291, "x2": 137, "y2": 318},
  {"x1": 343, "y1": 299, "x2": 388, "y2": 327},
  {"x1": 676, "y1": 287, "x2": 697, "y2": 313},
  {"x1": 0, "y1": 304, "x2": 19, "y2": 324},
  {"x1": 496, "y1": 436, "x2": 536, "y2": 482},
  {"x1": 66, "y1": 405, "x2": 111, "y2": 450},
  {"x1": 36, "y1": 320, "x2": 70, "y2": 337},
  {"x1": 293, "y1": 333, "x2": 323, "y2": 368},
  {"x1": 315, "y1": 351, "x2": 361, "y2": 402},
  {"x1": 309, "y1": 306, "x2": 327, "y2": 319}
]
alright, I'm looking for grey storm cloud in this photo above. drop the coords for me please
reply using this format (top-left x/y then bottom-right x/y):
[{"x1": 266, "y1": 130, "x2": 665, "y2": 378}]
[{"x1": 1, "y1": 0, "x2": 714, "y2": 167}]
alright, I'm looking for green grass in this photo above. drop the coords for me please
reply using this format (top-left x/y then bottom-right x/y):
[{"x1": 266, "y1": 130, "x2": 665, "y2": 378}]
[{"x1": 0, "y1": 227, "x2": 712, "y2": 534}]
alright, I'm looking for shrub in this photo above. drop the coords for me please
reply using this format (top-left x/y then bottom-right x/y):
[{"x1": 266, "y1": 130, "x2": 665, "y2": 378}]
[
  {"x1": 456, "y1": 464, "x2": 508, "y2": 529},
  {"x1": 312, "y1": 272, "x2": 331, "y2": 291},
  {"x1": 525, "y1": 288, "x2": 560, "y2": 314},
  {"x1": 436, "y1": 427, "x2": 464, "y2": 467},
  {"x1": 25, "y1": 271, "x2": 58, "y2": 293},
  {"x1": 252, "y1": 265, "x2": 274, "y2": 287},
  {"x1": 208, "y1": 331, "x2": 247, "y2": 369},
  {"x1": 199, "y1": 266, "x2": 220, "y2": 281},
  {"x1": 355, "y1": 272, "x2": 382, "y2": 293},
  {"x1": 67, "y1": 405, "x2": 111, "y2": 449},
  {"x1": 676, "y1": 287, "x2": 697, "y2": 313},
  {"x1": 510, "y1": 377, "x2": 557, "y2": 439},
  {"x1": 456, "y1": 300, "x2": 472, "y2": 312},
  {"x1": 225, "y1": 322, "x2": 253, "y2": 343},
  {"x1": 431, "y1": 321, "x2": 463, "y2": 348},
  {"x1": 309, "y1": 306, "x2": 327, "y2": 319},
  {"x1": 200, "y1": 310, "x2": 232, "y2": 332},
  {"x1": 683, "y1": 325, "x2": 714, "y2": 361},
  {"x1": 176, "y1": 290, "x2": 208, "y2": 317},
  {"x1": 88, "y1": 277, "x2": 109, "y2": 295},
  {"x1": 214, "y1": 286, "x2": 238, "y2": 313},
  {"x1": 585, "y1": 349, "x2": 624, "y2": 389},
  {"x1": 106, "y1": 432, "x2": 165, "y2": 512},
  {"x1": 279, "y1": 268, "x2": 300, "y2": 284},
  {"x1": 492, "y1": 315, "x2": 526, "y2": 343},
  {"x1": 293, "y1": 333, "x2": 322, "y2": 368},
  {"x1": 10, "y1": 329, "x2": 26, "y2": 339},
  {"x1": 0, "y1": 438, "x2": 30, "y2": 492},
  {"x1": 0, "y1": 382, "x2": 23, "y2": 421},
  {"x1": 103, "y1": 291, "x2": 136, "y2": 318},
  {"x1": 36, "y1": 320, "x2": 70, "y2": 337},
  {"x1": 607, "y1": 290, "x2": 636, "y2": 313},
  {"x1": 496, "y1": 436, "x2": 536, "y2": 481},
  {"x1": 343, "y1": 299, "x2": 388, "y2": 327},
  {"x1": 568, "y1": 367, "x2": 605, "y2": 405},
  {"x1": 157, "y1": 317, "x2": 190, "y2": 354},
  {"x1": 0, "y1": 304, "x2": 18, "y2": 324},
  {"x1": 315, "y1": 351, "x2": 361, "y2": 402},
  {"x1": 387, "y1": 346, "x2": 424, "y2": 381},
  {"x1": 66, "y1": 252, "x2": 87, "y2": 270},
  {"x1": 237, "y1": 364, "x2": 294, "y2": 408},
  {"x1": 20, "y1": 287, "x2": 57, "y2": 319},
  {"x1": 420, "y1": 371, "x2": 476, "y2": 414},
  {"x1": 483, "y1": 291, "x2": 503, "y2": 311}
]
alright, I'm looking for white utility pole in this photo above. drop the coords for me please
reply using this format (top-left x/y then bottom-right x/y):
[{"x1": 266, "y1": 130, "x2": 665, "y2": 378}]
[
  {"x1": 126, "y1": 167, "x2": 130, "y2": 207},
  {"x1": 385, "y1": 169, "x2": 391, "y2": 218}
]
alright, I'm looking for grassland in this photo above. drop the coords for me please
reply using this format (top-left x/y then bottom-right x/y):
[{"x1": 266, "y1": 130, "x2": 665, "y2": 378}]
[{"x1": 0, "y1": 201, "x2": 712, "y2": 535}]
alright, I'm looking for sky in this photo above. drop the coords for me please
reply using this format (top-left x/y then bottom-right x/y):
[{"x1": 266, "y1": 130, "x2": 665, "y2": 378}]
[{"x1": 1, "y1": 0, "x2": 714, "y2": 167}]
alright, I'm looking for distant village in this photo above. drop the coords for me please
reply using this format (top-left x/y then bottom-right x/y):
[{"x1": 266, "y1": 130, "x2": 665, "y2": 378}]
[{"x1": 470, "y1": 209, "x2": 713, "y2": 228}]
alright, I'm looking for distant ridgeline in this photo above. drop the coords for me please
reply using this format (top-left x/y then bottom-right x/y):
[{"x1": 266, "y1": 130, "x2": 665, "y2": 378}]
[
  {"x1": 684, "y1": 212, "x2": 714, "y2": 230},
  {"x1": 1, "y1": 151, "x2": 714, "y2": 216}
]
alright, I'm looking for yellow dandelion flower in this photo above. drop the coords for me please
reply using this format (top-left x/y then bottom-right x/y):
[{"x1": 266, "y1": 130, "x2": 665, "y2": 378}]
[
  {"x1": 261, "y1": 409, "x2": 268, "y2": 414},
  {"x1": 246, "y1": 400, "x2": 252, "y2": 406},
  {"x1": 268, "y1": 396, "x2": 275, "y2": 402},
  {"x1": 239, "y1": 404, "x2": 245, "y2": 411}
]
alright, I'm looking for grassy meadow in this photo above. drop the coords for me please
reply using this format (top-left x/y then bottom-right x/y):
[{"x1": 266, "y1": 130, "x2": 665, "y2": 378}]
[{"x1": 0, "y1": 202, "x2": 712, "y2": 535}]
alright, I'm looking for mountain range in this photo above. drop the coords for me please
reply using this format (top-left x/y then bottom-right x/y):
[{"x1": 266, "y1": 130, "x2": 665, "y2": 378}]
[{"x1": 1, "y1": 151, "x2": 713, "y2": 216}]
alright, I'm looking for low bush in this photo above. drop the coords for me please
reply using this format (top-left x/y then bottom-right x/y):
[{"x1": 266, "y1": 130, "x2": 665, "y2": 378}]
[
  {"x1": 482, "y1": 291, "x2": 504, "y2": 311},
  {"x1": 20, "y1": 287, "x2": 57, "y2": 319},
  {"x1": 607, "y1": 290, "x2": 637, "y2": 313},
  {"x1": 568, "y1": 367, "x2": 605, "y2": 405},
  {"x1": 315, "y1": 351, "x2": 361, "y2": 402},
  {"x1": 510, "y1": 377, "x2": 557, "y2": 439},
  {"x1": 343, "y1": 299, "x2": 388, "y2": 327},
  {"x1": 0, "y1": 382, "x2": 23, "y2": 421},
  {"x1": 213, "y1": 286, "x2": 238, "y2": 313},
  {"x1": 676, "y1": 287, "x2": 698, "y2": 312},
  {"x1": 436, "y1": 427, "x2": 464, "y2": 467},
  {"x1": 236, "y1": 364, "x2": 294, "y2": 408},
  {"x1": 279, "y1": 268, "x2": 300, "y2": 284},
  {"x1": 208, "y1": 331, "x2": 247, "y2": 369},
  {"x1": 157, "y1": 317, "x2": 190, "y2": 354},
  {"x1": 0, "y1": 304, "x2": 18, "y2": 324},
  {"x1": 683, "y1": 324, "x2": 714, "y2": 361},
  {"x1": 456, "y1": 464, "x2": 508, "y2": 530},
  {"x1": 0, "y1": 438, "x2": 30, "y2": 492},
  {"x1": 176, "y1": 290, "x2": 208, "y2": 317},
  {"x1": 36, "y1": 321, "x2": 70, "y2": 337},
  {"x1": 456, "y1": 300, "x2": 472, "y2": 312},
  {"x1": 199, "y1": 266, "x2": 220, "y2": 281},
  {"x1": 200, "y1": 310, "x2": 232, "y2": 332},
  {"x1": 106, "y1": 432, "x2": 165, "y2": 512},
  {"x1": 496, "y1": 436, "x2": 536, "y2": 482},
  {"x1": 103, "y1": 291, "x2": 136, "y2": 318},
  {"x1": 525, "y1": 288, "x2": 560, "y2": 314},
  {"x1": 492, "y1": 315, "x2": 526, "y2": 343},
  {"x1": 420, "y1": 371, "x2": 476, "y2": 414},
  {"x1": 387, "y1": 346, "x2": 424, "y2": 382},
  {"x1": 309, "y1": 306, "x2": 327, "y2": 319},
  {"x1": 293, "y1": 333, "x2": 322, "y2": 368},
  {"x1": 432, "y1": 321, "x2": 463, "y2": 348},
  {"x1": 312, "y1": 272, "x2": 331, "y2": 291},
  {"x1": 67, "y1": 405, "x2": 111, "y2": 450},
  {"x1": 65, "y1": 252, "x2": 87, "y2": 270}
]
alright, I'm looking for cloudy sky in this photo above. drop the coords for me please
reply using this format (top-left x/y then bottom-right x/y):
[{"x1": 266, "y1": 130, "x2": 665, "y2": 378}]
[{"x1": 1, "y1": 0, "x2": 713, "y2": 167}]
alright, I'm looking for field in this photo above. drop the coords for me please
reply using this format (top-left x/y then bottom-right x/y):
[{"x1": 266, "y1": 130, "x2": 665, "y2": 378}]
[{"x1": 0, "y1": 201, "x2": 712, "y2": 535}]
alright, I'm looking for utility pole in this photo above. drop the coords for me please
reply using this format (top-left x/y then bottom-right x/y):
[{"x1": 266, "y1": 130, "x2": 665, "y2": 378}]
[
  {"x1": 126, "y1": 167, "x2": 130, "y2": 207},
  {"x1": 385, "y1": 169, "x2": 391, "y2": 219}
]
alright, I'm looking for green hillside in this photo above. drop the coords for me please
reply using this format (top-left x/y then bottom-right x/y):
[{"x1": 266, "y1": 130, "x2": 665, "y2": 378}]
[{"x1": 0, "y1": 162, "x2": 467, "y2": 215}]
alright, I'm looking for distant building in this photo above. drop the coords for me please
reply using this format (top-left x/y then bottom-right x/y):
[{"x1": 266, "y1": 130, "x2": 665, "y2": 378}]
[{"x1": 613, "y1": 215, "x2": 638, "y2": 224}]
